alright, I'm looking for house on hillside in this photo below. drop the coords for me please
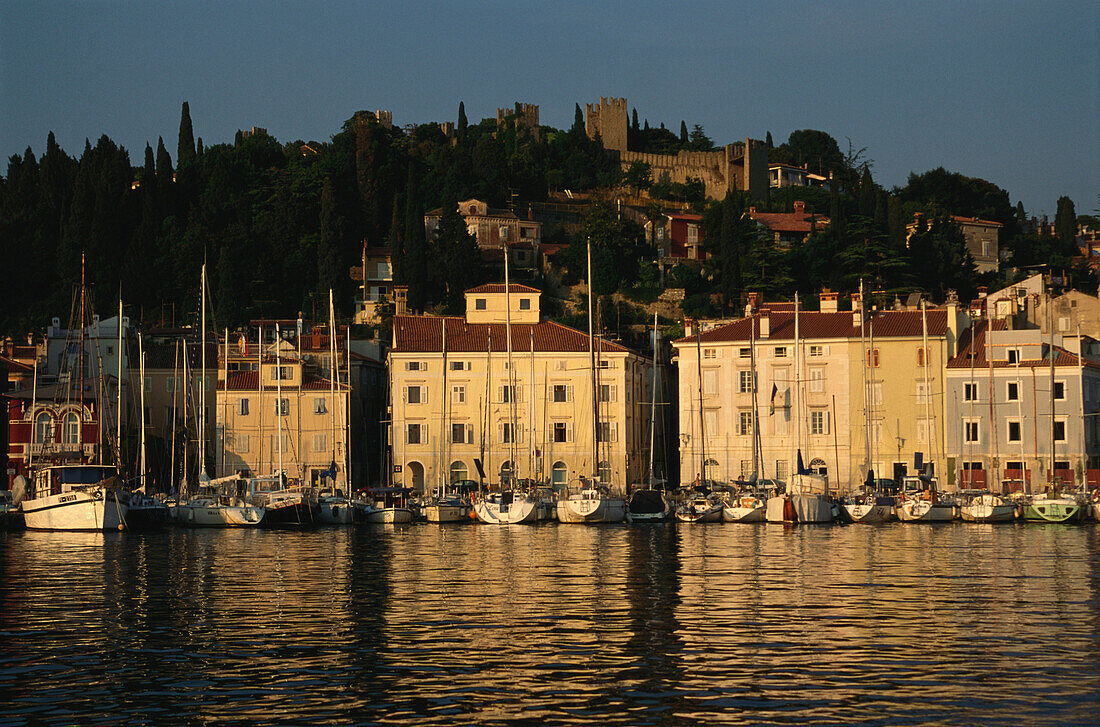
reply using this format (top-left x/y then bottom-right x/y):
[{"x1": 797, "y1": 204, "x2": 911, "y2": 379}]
[{"x1": 748, "y1": 201, "x2": 830, "y2": 247}]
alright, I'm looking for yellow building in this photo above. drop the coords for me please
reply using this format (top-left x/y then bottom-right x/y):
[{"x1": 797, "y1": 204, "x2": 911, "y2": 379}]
[
  {"x1": 389, "y1": 283, "x2": 651, "y2": 493},
  {"x1": 216, "y1": 338, "x2": 350, "y2": 488}
]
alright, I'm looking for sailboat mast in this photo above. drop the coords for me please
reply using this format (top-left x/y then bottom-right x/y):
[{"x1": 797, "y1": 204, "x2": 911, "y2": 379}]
[
  {"x1": 222, "y1": 328, "x2": 229, "y2": 476},
  {"x1": 117, "y1": 298, "x2": 124, "y2": 473},
  {"x1": 441, "y1": 317, "x2": 449, "y2": 493},
  {"x1": 529, "y1": 327, "x2": 536, "y2": 482},
  {"x1": 648, "y1": 312, "x2": 659, "y2": 487},
  {"x1": 695, "y1": 328, "x2": 706, "y2": 483},
  {"x1": 587, "y1": 237, "x2": 598, "y2": 480},
  {"x1": 330, "y1": 291, "x2": 338, "y2": 487},
  {"x1": 138, "y1": 333, "x2": 146, "y2": 491},
  {"x1": 860, "y1": 280, "x2": 871, "y2": 481},
  {"x1": 794, "y1": 296, "x2": 801, "y2": 472},
  {"x1": 921, "y1": 300, "x2": 934, "y2": 479},
  {"x1": 987, "y1": 299, "x2": 998, "y2": 490},
  {"x1": 749, "y1": 311, "x2": 760, "y2": 479},
  {"x1": 170, "y1": 341, "x2": 178, "y2": 492},
  {"x1": 504, "y1": 244, "x2": 517, "y2": 482},
  {"x1": 276, "y1": 323, "x2": 284, "y2": 481},
  {"x1": 1048, "y1": 293, "x2": 1056, "y2": 484},
  {"x1": 199, "y1": 264, "x2": 206, "y2": 478},
  {"x1": 78, "y1": 253, "x2": 86, "y2": 457}
]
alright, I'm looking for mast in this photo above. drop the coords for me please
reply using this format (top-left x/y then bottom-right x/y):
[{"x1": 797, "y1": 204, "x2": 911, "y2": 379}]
[
  {"x1": 199, "y1": 263, "x2": 206, "y2": 479},
  {"x1": 648, "y1": 312, "x2": 659, "y2": 487},
  {"x1": 504, "y1": 243, "x2": 517, "y2": 483},
  {"x1": 345, "y1": 331, "x2": 352, "y2": 490},
  {"x1": 860, "y1": 281, "x2": 871, "y2": 483},
  {"x1": 694, "y1": 326, "x2": 706, "y2": 483},
  {"x1": 138, "y1": 333, "x2": 146, "y2": 492},
  {"x1": 181, "y1": 340, "x2": 189, "y2": 495},
  {"x1": 78, "y1": 253, "x2": 86, "y2": 458},
  {"x1": 222, "y1": 328, "x2": 229, "y2": 476},
  {"x1": 257, "y1": 325, "x2": 263, "y2": 475},
  {"x1": 921, "y1": 300, "x2": 935, "y2": 481},
  {"x1": 987, "y1": 299, "x2": 998, "y2": 490},
  {"x1": 276, "y1": 323, "x2": 284, "y2": 482},
  {"x1": 529, "y1": 326, "x2": 536, "y2": 482},
  {"x1": 485, "y1": 328, "x2": 492, "y2": 486},
  {"x1": 1048, "y1": 292, "x2": 1056, "y2": 485},
  {"x1": 749, "y1": 310, "x2": 760, "y2": 480},
  {"x1": 868, "y1": 314, "x2": 876, "y2": 480},
  {"x1": 116, "y1": 298, "x2": 124, "y2": 473},
  {"x1": 330, "y1": 291, "x2": 338, "y2": 488},
  {"x1": 441, "y1": 316, "x2": 449, "y2": 493},
  {"x1": 170, "y1": 341, "x2": 178, "y2": 493},
  {"x1": 587, "y1": 237, "x2": 599, "y2": 481},
  {"x1": 794, "y1": 295, "x2": 801, "y2": 475},
  {"x1": 1017, "y1": 320, "x2": 1026, "y2": 494}
]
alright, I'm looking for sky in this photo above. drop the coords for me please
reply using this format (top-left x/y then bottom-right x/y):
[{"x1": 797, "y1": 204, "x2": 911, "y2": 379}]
[{"x1": 2, "y1": 0, "x2": 1097, "y2": 218}]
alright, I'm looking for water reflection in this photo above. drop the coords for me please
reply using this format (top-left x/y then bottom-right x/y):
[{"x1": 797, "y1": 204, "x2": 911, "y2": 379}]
[{"x1": 1, "y1": 523, "x2": 1099, "y2": 725}]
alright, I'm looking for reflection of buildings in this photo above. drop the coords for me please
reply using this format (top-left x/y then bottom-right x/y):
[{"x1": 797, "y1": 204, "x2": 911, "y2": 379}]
[{"x1": 389, "y1": 283, "x2": 651, "y2": 492}]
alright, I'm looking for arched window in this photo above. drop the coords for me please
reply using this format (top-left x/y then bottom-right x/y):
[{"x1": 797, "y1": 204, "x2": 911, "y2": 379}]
[
  {"x1": 499, "y1": 460, "x2": 514, "y2": 484},
  {"x1": 34, "y1": 412, "x2": 53, "y2": 443},
  {"x1": 450, "y1": 461, "x2": 468, "y2": 483},
  {"x1": 597, "y1": 460, "x2": 612, "y2": 484},
  {"x1": 62, "y1": 412, "x2": 81, "y2": 444},
  {"x1": 551, "y1": 461, "x2": 568, "y2": 486}
]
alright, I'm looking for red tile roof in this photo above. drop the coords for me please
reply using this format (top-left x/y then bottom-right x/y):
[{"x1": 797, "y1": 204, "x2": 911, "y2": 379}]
[
  {"x1": 677, "y1": 309, "x2": 950, "y2": 345},
  {"x1": 951, "y1": 215, "x2": 1003, "y2": 228},
  {"x1": 465, "y1": 283, "x2": 541, "y2": 295},
  {"x1": 749, "y1": 209, "x2": 831, "y2": 234},
  {"x1": 393, "y1": 316, "x2": 629, "y2": 354},
  {"x1": 218, "y1": 371, "x2": 349, "y2": 391},
  {"x1": 946, "y1": 320, "x2": 1097, "y2": 369}
]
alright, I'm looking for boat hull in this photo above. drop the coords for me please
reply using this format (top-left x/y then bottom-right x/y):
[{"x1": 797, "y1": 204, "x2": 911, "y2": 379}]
[
  {"x1": 960, "y1": 495, "x2": 1016, "y2": 523},
  {"x1": 723, "y1": 504, "x2": 766, "y2": 522},
  {"x1": 627, "y1": 490, "x2": 671, "y2": 522},
  {"x1": 841, "y1": 503, "x2": 894, "y2": 523},
  {"x1": 897, "y1": 500, "x2": 955, "y2": 522},
  {"x1": 675, "y1": 503, "x2": 723, "y2": 523},
  {"x1": 474, "y1": 497, "x2": 538, "y2": 524},
  {"x1": 261, "y1": 499, "x2": 318, "y2": 528},
  {"x1": 22, "y1": 489, "x2": 128, "y2": 531},
  {"x1": 556, "y1": 496, "x2": 626, "y2": 523},
  {"x1": 1022, "y1": 498, "x2": 1083, "y2": 523},
  {"x1": 317, "y1": 498, "x2": 354, "y2": 525},
  {"x1": 424, "y1": 504, "x2": 470, "y2": 522},
  {"x1": 765, "y1": 494, "x2": 834, "y2": 524},
  {"x1": 177, "y1": 502, "x2": 265, "y2": 528},
  {"x1": 357, "y1": 506, "x2": 413, "y2": 524}
]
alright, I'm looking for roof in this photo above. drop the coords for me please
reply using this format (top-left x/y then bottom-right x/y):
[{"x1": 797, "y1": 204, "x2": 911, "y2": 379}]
[
  {"x1": 0, "y1": 355, "x2": 34, "y2": 375},
  {"x1": 465, "y1": 283, "x2": 541, "y2": 295},
  {"x1": 666, "y1": 213, "x2": 703, "y2": 222},
  {"x1": 676, "y1": 308, "x2": 950, "y2": 345},
  {"x1": 749, "y1": 209, "x2": 831, "y2": 234},
  {"x1": 946, "y1": 320, "x2": 1098, "y2": 370},
  {"x1": 951, "y1": 215, "x2": 1003, "y2": 228},
  {"x1": 392, "y1": 316, "x2": 630, "y2": 354},
  {"x1": 218, "y1": 371, "x2": 350, "y2": 391}
]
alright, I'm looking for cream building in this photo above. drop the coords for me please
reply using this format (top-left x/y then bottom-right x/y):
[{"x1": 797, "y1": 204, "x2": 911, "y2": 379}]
[
  {"x1": 216, "y1": 337, "x2": 350, "y2": 489},
  {"x1": 389, "y1": 283, "x2": 651, "y2": 493},
  {"x1": 673, "y1": 293, "x2": 967, "y2": 491}
]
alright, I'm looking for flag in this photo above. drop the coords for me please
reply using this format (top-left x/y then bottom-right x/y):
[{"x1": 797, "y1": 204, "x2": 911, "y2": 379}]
[
  {"x1": 322, "y1": 459, "x2": 338, "y2": 482},
  {"x1": 769, "y1": 383, "x2": 778, "y2": 415}
]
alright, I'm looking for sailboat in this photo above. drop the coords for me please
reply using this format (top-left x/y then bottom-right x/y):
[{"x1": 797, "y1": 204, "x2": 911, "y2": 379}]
[
  {"x1": 628, "y1": 314, "x2": 672, "y2": 522},
  {"x1": 423, "y1": 318, "x2": 473, "y2": 523},
  {"x1": 723, "y1": 310, "x2": 766, "y2": 523},
  {"x1": 556, "y1": 237, "x2": 627, "y2": 524},
  {"x1": 125, "y1": 327, "x2": 169, "y2": 529},
  {"x1": 16, "y1": 256, "x2": 129, "y2": 531},
  {"x1": 766, "y1": 296, "x2": 834, "y2": 524},
  {"x1": 316, "y1": 292, "x2": 354, "y2": 525}
]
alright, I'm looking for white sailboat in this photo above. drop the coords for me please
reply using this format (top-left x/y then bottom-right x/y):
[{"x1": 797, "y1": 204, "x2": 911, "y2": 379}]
[
  {"x1": 628, "y1": 313, "x2": 672, "y2": 522},
  {"x1": 317, "y1": 291, "x2": 354, "y2": 525},
  {"x1": 556, "y1": 237, "x2": 626, "y2": 524},
  {"x1": 423, "y1": 318, "x2": 472, "y2": 523},
  {"x1": 175, "y1": 473, "x2": 264, "y2": 527},
  {"x1": 723, "y1": 311, "x2": 765, "y2": 523},
  {"x1": 766, "y1": 296, "x2": 834, "y2": 524}
]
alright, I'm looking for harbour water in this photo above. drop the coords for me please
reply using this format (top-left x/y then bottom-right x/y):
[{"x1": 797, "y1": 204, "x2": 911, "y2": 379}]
[{"x1": 2, "y1": 523, "x2": 1099, "y2": 725}]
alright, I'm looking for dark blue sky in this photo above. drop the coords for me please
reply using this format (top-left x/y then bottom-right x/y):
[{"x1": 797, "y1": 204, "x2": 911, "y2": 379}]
[{"x1": 2, "y1": 1, "x2": 1096, "y2": 217}]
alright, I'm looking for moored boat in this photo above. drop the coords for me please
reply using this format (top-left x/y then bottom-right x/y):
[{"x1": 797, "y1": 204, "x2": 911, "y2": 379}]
[
  {"x1": 247, "y1": 475, "x2": 318, "y2": 528},
  {"x1": 17, "y1": 465, "x2": 128, "y2": 532},
  {"x1": 627, "y1": 486, "x2": 672, "y2": 522},
  {"x1": 960, "y1": 491, "x2": 1016, "y2": 523},
  {"x1": 474, "y1": 488, "x2": 540, "y2": 524},
  {"x1": 675, "y1": 485, "x2": 724, "y2": 523},
  {"x1": 722, "y1": 483, "x2": 767, "y2": 523},
  {"x1": 423, "y1": 481, "x2": 476, "y2": 523},
  {"x1": 556, "y1": 482, "x2": 626, "y2": 523},
  {"x1": 356, "y1": 487, "x2": 415, "y2": 524},
  {"x1": 1021, "y1": 491, "x2": 1084, "y2": 523},
  {"x1": 765, "y1": 474, "x2": 835, "y2": 524}
]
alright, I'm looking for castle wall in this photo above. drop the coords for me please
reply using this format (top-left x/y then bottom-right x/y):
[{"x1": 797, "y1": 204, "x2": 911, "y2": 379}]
[{"x1": 585, "y1": 97, "x2": 628, "y2": 153}]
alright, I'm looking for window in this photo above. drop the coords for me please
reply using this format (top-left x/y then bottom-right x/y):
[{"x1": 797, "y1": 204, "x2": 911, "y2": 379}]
[
  {"x1": 687, "y1": 225, "x2": 699, "y2": 245},
  {"x1": 1053, "y1": 420, "x2": 1066, "y2": 441},
  {"x1": 774, "y1": 346, "x2": 788, "y2": 358},
  {"x1": 1007, "y1": 421, "x2": 1021, "y2": 442},
  {"x1": 702, "y1": 370, "x2": 718, "y2": 396},
  {"x1": 598, "y1": 384, "x2": 616, "y2": 403},
  {"x1": 407, "y1": 423, "x2": 423, "y2": 444},
  {"x1": 916, "y1": 381, "x2": 931, "y2": 405},
  {"x1": 450, "y1": 461, "x2": 468, "y2": 483},
  {"x1": 917, "y1": 347, "x2": 928, "y2": 367},
  {"x1": 552, "y1": 421, "x2": 569, "y2": 443},
  {"x1": 407, "y1": 386, "x2": 423, "y2": 404},
  {"x1": 739, "y1": 347, "x2": 751, "y2": 358},
  {"x1": 1007, "y1": 348, "x2": 1020, "y2": 364},
  {"x1": 452, "y1": 385, "x2": 466, "y2": 404},
  {"x1": 871, "y1": 420, "x2": 884, "y2": 445},
  {"x1": 703, "y1": 348, "x2": 716, "y2": 359},
  {"x1": 519, "y1": 298, "x2": 531, "y2": 310},
  {"x1": 964, "y1": 382, "x2": 978, "y2": 402},
  {"x1": 1054, "y1": 381, "x2": 1065, "y2": 400},
  {"x1": 704, "y1": 410, "x2": 718, "y2": 436},
  {"x1": 738, "y1": 411, "x2": 753, "y2": 436},
  {"x1": 62, "y1": 412, "x2": 80, "y2": 444},
  {"x1": 552, "y1": 461, "x2": 568, "y2": 486},
  {"x1": 872, "y1": 382, "x2": 883, "y2": 406},
  {"x1": 475, "y1": 298, "x2": 487, "y2": 310},
  {"x1": 240, "y1": 398, "x2": 250, "y2": 416},
  {"x1": 313, "y1": 434, "x2": 327, "y2": 453},
  {"x1": 314, "y1": 398, "x2": 327, "y2": 414},
  {"x1": 274, "y1": 398, "x2": 289, "y2": 416},
  {"x1": 166, "y1": 377, "x2": 176, "y2": 393},
  {"x1": 501, "y1": 422, "x2": 521, "y2": 444},
  {"x1": 452, "y1": 423, "x2": 468, "y2": 444},
  {"x1": 270, "y1": 433, "x2": 289, "y2": 453},
  {"x1": 866, "y1": 348, "x2": 880, "y2": 367},
  {"x1": 917, "y1": 418, "x2": 933, "y2": 445},
  {"x1": 450, "y1": 361, "x2": 469, "y2": 371},
  {"x1": 237, "y1": 434, "x2": 251, "y2": 453},
  {"x1": 809, "y1": 345, "x2": 824, "y2": 357},
  {"x1": 598, "y1": 461, "x2": 613, "y2": 483},
  {"x1": 271, "y1": 365, "x2": 293, "y2": 380},
  {"x1": 773, "y1": 412, "x2": 789, "y2": 436},
  {"x1": 406, "y1": 361, "x2": 422, "y2": 371},
  {"x1": 596, "y1": 422, "x2": 617, "y2": 443},
  {"x1": 551, "y1": 384, "x2": 570, "y2": 403},
  {"x1": 808, "y1": 367, "x2": 824, "y2": 393},
  {"x1": 499, "y1": 384, "x2": 519, "y2": 403},
  {"x1": 775, "y1": 460, "x2": 789, "y2": 481},
  {"x1": 964, "y1": 420, "x2": 980, "y2": 443},
  {"x1": 1006, "y1": 382, "x2": 1019, "y2": 401},
  {"x1": 739, "y1": 370, "x2": 756, "y2": 393},
  {"x1": 597, "y1": 360, "x2": 612, "y2": 369},
  {"x1": 740, "y1": 460, "x2": 753, "y2": 478},
  {"x1": 810, "y1": 410, "x2": 828, "y2": 435}
]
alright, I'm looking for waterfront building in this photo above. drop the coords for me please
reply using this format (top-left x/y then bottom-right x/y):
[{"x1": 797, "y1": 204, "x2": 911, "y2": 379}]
[
  {"x1": 943, "y1": 307, "x2": 1100, "y2": 491},
  {"x1": 672, "y1": 293, "x2": 967, "y2": 491},
  {"x1": 389, "y1": 283, "x2": 652, "y2": 493}
]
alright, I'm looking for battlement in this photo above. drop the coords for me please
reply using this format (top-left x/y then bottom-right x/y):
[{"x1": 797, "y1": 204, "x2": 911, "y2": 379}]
[
  {"x1": 496, "y1": 102, "x2": 540, "y2": 140},
  {"x1": 585, "y1": 96, "x2": 629, "y2": 153}
]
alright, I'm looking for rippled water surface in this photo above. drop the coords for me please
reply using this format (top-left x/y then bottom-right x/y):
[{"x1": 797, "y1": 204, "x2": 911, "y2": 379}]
[{"x1": 2, "y1": 522, "x2": 1099, "y2": 725}]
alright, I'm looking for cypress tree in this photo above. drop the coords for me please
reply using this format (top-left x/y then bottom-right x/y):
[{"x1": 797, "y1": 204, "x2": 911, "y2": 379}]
[
  {"x1": 177, "y1": 101, "x2": 195, "y2": 163},
  {"x1": 571, "y1": 104, "x2": 585, "y2": 135},
  {"x1": 403, "y1": 165, "x2": 428, "y2": 311},
  {"x1": 316, "y1": 177, "x2": 341, "y2": 298},
  {"x1": 389, "y1": 194, "x2": 406, "y2": 285},
  {"x1": 196, "y1": 137, "x2": 204, "y2": 155},
  {"x1": 766, "y1": 131, "x2": 774, "y2": 148},
  {"x1": 632, "y1": 108, "x2": 639, "y2": 132},
  {"x1": 457, "y1": 101, "x2": 468, "y2": 140},
  {"x1": 680, "y1": 120, "x2": 688, "y2": 146},
  {"x1": 1054, "y1": 196, "x2": 1077, "y2": 255},
  {"x1": 154, "y1": 136, "x2": 174, "y2": 220}
]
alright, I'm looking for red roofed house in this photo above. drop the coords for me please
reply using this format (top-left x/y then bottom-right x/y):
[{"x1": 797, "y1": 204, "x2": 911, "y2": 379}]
[
  {"x1": 748, "y1": 200, "x2": 830, "y2": 247},
  {"x1": 672, "y1": 291, "x2": 969, "y2": 490},
  {"x1": 424, "y1": 199, "x2": 542, "y2": 271},
  {"x1": 389, "y1": 283, "x2": 652, "y2": 493},
  {"x1": 655, "y1": 213, "x2": 706, "y2": 260}
]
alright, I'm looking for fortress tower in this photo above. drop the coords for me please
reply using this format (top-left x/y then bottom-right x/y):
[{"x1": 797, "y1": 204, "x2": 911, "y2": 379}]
[
  {"x1": 585, "y1": 97, "x2": 628, "y2": 153},
  {"x1": 497, "y1": 102, "x2": 540, "y2": 141}
]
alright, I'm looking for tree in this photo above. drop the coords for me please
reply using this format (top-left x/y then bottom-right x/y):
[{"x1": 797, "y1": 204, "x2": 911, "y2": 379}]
[
  {"x1": 765, "y1": 131, "x2": 774, "y2": 148},
  {"x1": 1055, "y1": 196, "x2": 1077, "y2": 255},
  {"x1": 782, "y1": 129, "x2": 843, "y2": 176},
  {"x1": 432, "y1": 188, "x2": 483, "y2": 312},
  {"x1": 316, "y1": 177, "x2": 342, "y2": 299},
  {"x1": 632, "y1": 108, "x2": 639, "y2": 132},
  {"x1": 680, "y1": 121, "x2": 688, "y2": 146},
  {"x1": 177, "y1": 101, "x2": 195, "y2": 164},
  {"x1": 457, "y1": 101, "x2": 468, "y2": 144},
  {"x1": 403, "y1": 164, "x2": 428, "y2": 312},
  {"x1": 689, "y1": 124, "x2": 713, "y2": 151},
  {"x1": 624, "y1": 161, "x2": 652, "y2": 192}
]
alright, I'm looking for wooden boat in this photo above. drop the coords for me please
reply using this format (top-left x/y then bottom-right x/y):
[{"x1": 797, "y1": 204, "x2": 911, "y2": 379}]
[{"x1": 17, "y1": 466, "x2": 128, "y2": 532}]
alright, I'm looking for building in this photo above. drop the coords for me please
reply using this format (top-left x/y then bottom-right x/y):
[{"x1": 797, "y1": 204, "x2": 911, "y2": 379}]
[
  {"x1": 654, "y1": 213, "x2": 705, "y2": 260},
  {"x1": 768, "y1": 163, "x2": 828, "y2": 188},
  {"x1": 944, "y1": 313, "x2": 1100, "y2": 490},
  {"x1": 352, "y1": 244, "x2": 394, "y2": 325},
  {"x1": 389, "y1": 283, "x2": 652, "y2": 493},
  {"x1": 671, "y1": 293, "x2": 966, "y2": 490},
  {"x1": 907, "y1": 214, "x2": 1002, "y2": 274},
  {"x1": 497, "y1": 103, "x2": 540, "y2": 141},
  {"x1": 748, "y1": 201, "x2": 830, "y2": 247},
  {"x1": 424, "y1": 199, "x2": 543, "y2": 270},
  {"x1": 216, "y1": 333, "x2": 351, "y2": 489}
]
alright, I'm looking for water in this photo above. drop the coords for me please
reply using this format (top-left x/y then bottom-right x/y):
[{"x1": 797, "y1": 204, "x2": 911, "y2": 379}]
[{"x1": 2, "y1": 522, "x2": 1099, "y2": 725}]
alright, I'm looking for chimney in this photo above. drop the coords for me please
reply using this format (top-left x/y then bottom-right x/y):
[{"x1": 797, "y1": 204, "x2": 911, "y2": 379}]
[
  {"x1": 685, "y1": 317, "x2": 694, "y2": 338},
  {"x1": 946, "y1": 293, "x2": 960, "y2": 358},
  {"x1": 851, "y1": 292, "x2": 863, "y2": 326},
  {"x1": 819, "y1": 289, "x2": 838, "y2": 313},
  {"x1": 759, "y1": 310, "x2": 770, "y2": 338},
  {"x1": 794, "y1": 200, "x2": 805, "y2": 215},
  {"x1": 745, "y1": 291, "x2": 759, "y2": 316}
]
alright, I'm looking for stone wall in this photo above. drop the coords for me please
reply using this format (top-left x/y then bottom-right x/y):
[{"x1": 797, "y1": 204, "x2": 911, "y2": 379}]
[{"x1": 585, "y1": 97, "x2": 628, "y2": 153}]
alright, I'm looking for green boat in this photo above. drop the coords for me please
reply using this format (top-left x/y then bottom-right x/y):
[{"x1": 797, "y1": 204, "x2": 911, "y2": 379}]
[{"x1": 1021, "y1": 493, "x2": 1083, "y2": 523}]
